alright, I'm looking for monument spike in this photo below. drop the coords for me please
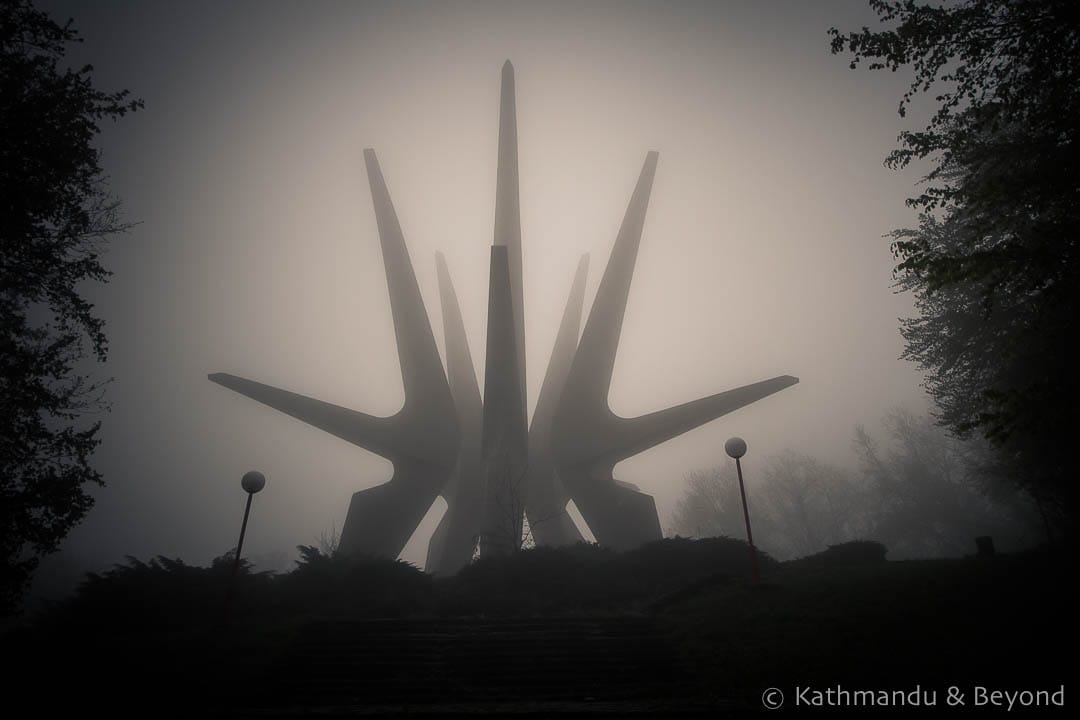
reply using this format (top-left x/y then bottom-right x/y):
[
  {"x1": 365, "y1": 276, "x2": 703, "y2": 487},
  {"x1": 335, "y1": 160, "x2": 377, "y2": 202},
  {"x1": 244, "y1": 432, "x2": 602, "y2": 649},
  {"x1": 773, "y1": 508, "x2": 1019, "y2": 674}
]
[
  {"x1": 531, "y1": 254, "x2": 589, "y2": 439},
  {"x1": 525, "y1": 254, "x2": 590, "y2": 546},
  {"x1": 209, "y1": 149, "x2": 459, "y2": 561},
  {"x1": 207, "y1": 374, "x2": 397, "y2": 456},
  {"x1": 435, "y1": 252, "x2": 483, "y2": 424},
  {"x1": 364, "y1": 149, "x2": 456, "y2": 410},
  {"x1": 426, "y1": 253, "x2": 485, "y2": 575},
  {"x1": 614, "y1": 375, "x2": 800, "y2": 461},
  {"x1": 567, "y1": 151, "x2": 658, "y2": 409},
  {"x1": 494, "y1": 60, "x2": 527, "y2": 419},
  {"x1": 480, "y1": 245, "x2": 528, "y2": 555},
  {"x1": 550, "y1": 151, "x2": 799, "y2": 550}
]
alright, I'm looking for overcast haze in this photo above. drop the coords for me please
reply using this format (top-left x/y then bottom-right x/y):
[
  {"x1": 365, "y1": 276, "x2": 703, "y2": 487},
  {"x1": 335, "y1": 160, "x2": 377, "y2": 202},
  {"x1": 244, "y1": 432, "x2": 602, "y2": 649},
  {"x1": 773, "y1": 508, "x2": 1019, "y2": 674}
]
[{"x1": 33, "y1": 0, "x2": 932, "y2": 582}]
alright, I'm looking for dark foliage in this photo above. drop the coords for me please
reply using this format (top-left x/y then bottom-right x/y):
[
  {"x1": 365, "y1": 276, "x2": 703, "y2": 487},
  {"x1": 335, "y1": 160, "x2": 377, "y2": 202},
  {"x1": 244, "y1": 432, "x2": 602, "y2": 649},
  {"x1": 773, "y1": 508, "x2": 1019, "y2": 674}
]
[
  {"x1": 830, "y1": 1, "x2": 1080, "y2": 524},
  {"x1": 446, "y1": 542, "x2": 628, "y2": 615},
  {"x1": 15, "y1": 537, "x2": 774, "y2": 633},
  {"x1": 445, "y1": 537, "x2": 774, "y2": 615},
  {"x1": 1, "y1": 0, "x2": 141, "y2": 614},
  {"x1": 275, "y1": 545, "x2": 434, "y2": 618},
  {"x1": 663, "y1": 546, "x2": 1071, "y2": 710},
  {"x1": 818, "y1": 539, "x2": 889, "y2": 568},
  {"x1": 34, "y1": 553, "x2": 272, "y2": 634},
  {"x1": 621, "y1": 536, "x2": 776, "y2": 596},
  {"x1": 781, "y1": 538, "x2": 892, "y2": 574},
  {"x1": 21, "y1": 547, "x2": 433, "y2": 636},
  {"x1": 6, "y1": 541, "x2": 1067, "y2": 713},
  {"x1": 7, "y1": 552, "x2": 274, "y2": 711}
]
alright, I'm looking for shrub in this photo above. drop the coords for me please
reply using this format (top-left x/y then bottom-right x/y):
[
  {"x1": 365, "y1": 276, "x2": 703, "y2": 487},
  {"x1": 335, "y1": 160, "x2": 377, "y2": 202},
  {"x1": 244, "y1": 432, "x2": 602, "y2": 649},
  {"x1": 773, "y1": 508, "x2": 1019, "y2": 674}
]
[
  {"x1": 275, "y1": 545, "x2": 433, "y2": 618},
  {"x1": 817, "y1": 540, "x2": 888, "y2": 568}
]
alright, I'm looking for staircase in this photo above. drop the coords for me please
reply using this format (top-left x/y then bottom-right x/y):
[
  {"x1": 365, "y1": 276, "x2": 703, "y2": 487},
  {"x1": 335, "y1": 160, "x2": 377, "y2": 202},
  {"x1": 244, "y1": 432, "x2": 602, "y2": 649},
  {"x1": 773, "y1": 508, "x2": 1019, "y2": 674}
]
[{"x1": 229, "y1": 615, "x2": 715, "y2": 715}]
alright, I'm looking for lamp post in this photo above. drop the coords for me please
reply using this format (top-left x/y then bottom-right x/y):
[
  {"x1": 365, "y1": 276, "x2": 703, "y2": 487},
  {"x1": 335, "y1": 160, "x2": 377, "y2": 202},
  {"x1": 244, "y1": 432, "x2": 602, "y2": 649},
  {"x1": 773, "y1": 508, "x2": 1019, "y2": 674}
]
[
  {"x1": 725, "y1": 437, "x2": 759, "y2": 584},
  {"x1": 225, "y1": 470, "x2": 266, "y2": 624}
]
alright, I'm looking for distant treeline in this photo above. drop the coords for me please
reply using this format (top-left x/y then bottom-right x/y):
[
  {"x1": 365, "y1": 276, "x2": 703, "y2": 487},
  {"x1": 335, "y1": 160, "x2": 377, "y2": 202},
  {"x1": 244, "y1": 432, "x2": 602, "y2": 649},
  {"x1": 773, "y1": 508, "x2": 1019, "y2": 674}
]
[{"x1": 668, "y1": 409, "x2": 1044, "y2": 560}]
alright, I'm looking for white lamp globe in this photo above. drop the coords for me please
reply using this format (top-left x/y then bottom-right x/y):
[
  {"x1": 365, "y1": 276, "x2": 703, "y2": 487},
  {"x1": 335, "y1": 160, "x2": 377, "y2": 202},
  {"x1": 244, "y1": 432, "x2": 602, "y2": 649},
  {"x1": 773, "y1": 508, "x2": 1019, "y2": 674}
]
[{"x1": 724, "y1": 437, "x2": 747, "y2": 459}]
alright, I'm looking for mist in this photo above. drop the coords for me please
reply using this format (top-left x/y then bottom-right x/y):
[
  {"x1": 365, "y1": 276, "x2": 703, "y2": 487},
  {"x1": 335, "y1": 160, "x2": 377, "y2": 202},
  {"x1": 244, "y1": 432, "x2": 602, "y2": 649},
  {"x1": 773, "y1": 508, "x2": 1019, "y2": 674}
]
[{"x1": 32, "y1": 0, "x2": 932, "y2": 588}]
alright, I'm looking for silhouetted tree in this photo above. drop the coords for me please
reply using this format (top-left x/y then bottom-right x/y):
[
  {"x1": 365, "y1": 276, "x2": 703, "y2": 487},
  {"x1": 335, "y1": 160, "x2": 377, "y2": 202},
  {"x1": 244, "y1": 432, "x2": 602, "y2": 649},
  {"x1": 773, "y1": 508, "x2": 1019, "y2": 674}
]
[
  {"x1": 477, "y1": 456, "x2": 525, "y2": 557},
  {"x1": 668, "y1": 465, "x2": 749, "y2": 541},
  {"x1": 853, "y1": 408, "x2": 1039, "y2": 557},
  {"x1": 830, "y1": 1, "x2": 1080, "y2": 525},
  {"x1": 670, "y1": 412, "x2": 1039, "y2": 559},
  {"x1": 757, "y1": 451, "x2": 870, "y2": 558},
  {"x1": 670, "y1": 456, "x2": 871, "y2": 560},
  {"x1": 1, "y1": 0, "x2": 141, "y2": 613},
  {"x1": 317, "y1": 522, "x2": 341, "y2": 556},
  {"x1": 283, "y1": 545, "x2": 432, "y2": 617}
]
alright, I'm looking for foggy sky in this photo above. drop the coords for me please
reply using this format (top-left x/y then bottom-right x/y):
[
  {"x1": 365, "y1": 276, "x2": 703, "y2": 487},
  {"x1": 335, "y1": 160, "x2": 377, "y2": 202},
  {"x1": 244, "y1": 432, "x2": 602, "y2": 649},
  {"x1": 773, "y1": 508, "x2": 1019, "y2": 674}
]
[{"x1": 32, "y1": 0, "x2": 931, "y2": 582}]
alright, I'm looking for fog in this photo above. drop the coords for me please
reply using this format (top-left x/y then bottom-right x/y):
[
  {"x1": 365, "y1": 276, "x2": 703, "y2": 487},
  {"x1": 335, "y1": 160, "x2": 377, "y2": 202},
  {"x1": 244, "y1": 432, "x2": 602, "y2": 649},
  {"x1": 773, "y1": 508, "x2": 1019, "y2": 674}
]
[{"x1": 33, "y1": 0, "x2": 932, "y2": 585}]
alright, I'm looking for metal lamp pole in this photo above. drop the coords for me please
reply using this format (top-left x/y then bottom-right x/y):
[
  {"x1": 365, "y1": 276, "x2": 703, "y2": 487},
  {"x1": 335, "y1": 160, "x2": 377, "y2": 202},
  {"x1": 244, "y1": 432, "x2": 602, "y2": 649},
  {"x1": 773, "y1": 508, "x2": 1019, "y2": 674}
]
[
  {"x1": 725, "y1": 437, "x2": 759, "y2": 584},
  {"x1": 225, "y1": 470, "x2": 266, "y2": 624}
]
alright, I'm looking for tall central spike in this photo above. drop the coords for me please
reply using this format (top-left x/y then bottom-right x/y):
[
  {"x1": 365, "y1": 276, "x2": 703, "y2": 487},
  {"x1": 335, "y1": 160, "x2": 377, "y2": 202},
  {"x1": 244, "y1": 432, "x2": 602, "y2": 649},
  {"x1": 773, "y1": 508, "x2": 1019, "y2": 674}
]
[
  {"x1": 481, "y1": 245, "x2": 528, "y2": 556},
  {"x1": 494, "y1": 60, "x2": 527, "y2": 417}
]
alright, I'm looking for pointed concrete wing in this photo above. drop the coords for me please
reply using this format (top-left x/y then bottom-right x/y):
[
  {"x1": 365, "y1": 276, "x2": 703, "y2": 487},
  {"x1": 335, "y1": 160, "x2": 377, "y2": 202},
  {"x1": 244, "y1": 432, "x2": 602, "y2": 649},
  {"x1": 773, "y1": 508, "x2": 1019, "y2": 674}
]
[
  {"x1": 480, "y1": 245, "x2": 528, "y2": 555},
  {"x1": 551, "y1": 152, "x2": 799, "y2": 550},
  {"x1": 209, "y1": 149, "x2": 459, "y2": 561},
  {"x1": 566, "y1": 151, "x2": 658, "y2": 410},
  {"x1": 363, "y1": 149, "x2": 456, "y2": 421},
  {"x1": 206, "y1": 374, "x2": 399, "y2": 456},
  {"x1": 425, "y1": 253, "x2": 484, "y2": 575},
  {"x1": 494, "y1": 60, "x2": 527, "y2": 420},
  {"x1": 555, "y1": 376, "x2": 800, "y2": 468},
  {"x1": 525, "y1": 254, "x2": 589, "y2": 546},
  {"x1": 530, "y1": 255, "x2": 589, "y2": 451},
  {"x1": 436, "y1": 253, "x2": 483, "y2": 424}
]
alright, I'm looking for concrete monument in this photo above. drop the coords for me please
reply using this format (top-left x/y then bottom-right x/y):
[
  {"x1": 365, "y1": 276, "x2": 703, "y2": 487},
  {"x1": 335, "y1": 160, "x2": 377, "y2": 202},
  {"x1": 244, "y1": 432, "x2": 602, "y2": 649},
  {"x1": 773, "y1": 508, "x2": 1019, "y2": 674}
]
[{"x1": 210, "y1": 61, "x2": 798, "y2": 572}]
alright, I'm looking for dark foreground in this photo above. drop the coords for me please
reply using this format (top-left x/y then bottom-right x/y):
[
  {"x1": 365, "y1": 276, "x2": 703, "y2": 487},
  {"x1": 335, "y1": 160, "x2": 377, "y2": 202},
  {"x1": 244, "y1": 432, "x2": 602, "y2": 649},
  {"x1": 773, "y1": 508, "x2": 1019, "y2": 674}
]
[{"x1": 5, "y1": 540, "x2": 1071, "y2": 717}]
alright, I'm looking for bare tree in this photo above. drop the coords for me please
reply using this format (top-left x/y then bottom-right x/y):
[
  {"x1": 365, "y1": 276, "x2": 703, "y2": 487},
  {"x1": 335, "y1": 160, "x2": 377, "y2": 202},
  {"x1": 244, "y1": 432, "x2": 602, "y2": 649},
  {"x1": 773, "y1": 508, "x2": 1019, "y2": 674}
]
[
  {"x1": 317, "y1": 522, "x2": 341, "y2": 557},
  {"x1": 854, "y1": 408, "x2": 1041, "y2": 558},
  {"x1": 669, "y1": 457, "x2": 870, "y2": 560},
  {"x1": 669, "y1": 410, "x2": 1042, "y2": 562},
  {"x1": 479, "y1": 457, "x2": 574, "y2": 558},
  {"x1": 758, "y1": 452, "x2": 871, "y2": 559},
  {"x1": 480, "y1": 455, "x2": 526, "y2": 557},
  {"x1": 667, "y1": 465, "x2": 748, "y2": 540}
]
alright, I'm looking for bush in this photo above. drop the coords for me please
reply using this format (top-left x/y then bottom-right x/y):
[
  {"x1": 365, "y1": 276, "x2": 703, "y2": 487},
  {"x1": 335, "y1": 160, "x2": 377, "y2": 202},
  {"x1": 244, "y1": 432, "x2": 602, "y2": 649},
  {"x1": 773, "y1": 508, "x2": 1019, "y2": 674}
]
[
  {"x1": 621, "y1": 536, "x2": 776, "y2": 595},
  {"x1": 275, "y1": 545, "x2": 433, "y2": 618},
  {"x1": 813, "y1": 540, "x2": 888, "y2": 568},
  {"x1": 442, "y1": 537, "x2": 774, "y2": 615},
  {"x1": 444, "y1": 543, "x2": 625, "y2": 615},
  {"x1": 35, "y1": 553, "x2": 272, "y2": 634},
  {"x1": 16, "y1": 536, "x2": 783, "y2": 629}
]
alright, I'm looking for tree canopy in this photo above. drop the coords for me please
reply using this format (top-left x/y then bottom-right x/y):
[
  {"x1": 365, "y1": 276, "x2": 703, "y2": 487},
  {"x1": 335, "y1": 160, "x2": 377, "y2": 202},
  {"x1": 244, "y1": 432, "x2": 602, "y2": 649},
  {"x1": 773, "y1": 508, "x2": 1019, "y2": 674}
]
[
  {"x1": 830, "y1": 1, "x2": 1080, "y2": 524},
  {"x1": 1, "y1": 0, "x2": 141, "y2": 614}
]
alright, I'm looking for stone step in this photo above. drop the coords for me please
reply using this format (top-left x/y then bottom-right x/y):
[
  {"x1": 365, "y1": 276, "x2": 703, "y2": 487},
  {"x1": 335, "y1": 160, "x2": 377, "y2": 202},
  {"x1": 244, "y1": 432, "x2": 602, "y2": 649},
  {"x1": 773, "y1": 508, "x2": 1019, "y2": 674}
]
[{"x1": 236, "y1": 616, "x2": 704, "y2": 710}]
